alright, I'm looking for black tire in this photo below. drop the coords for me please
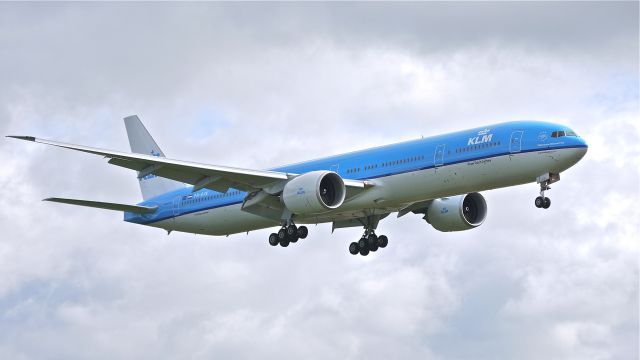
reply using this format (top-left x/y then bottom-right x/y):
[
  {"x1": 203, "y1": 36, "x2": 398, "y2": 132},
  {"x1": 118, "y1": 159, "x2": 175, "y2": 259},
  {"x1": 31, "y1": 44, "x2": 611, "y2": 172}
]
[
  {"x1": 349, "y1": 242, "x2": 359, "y2": 255},
  {"x1": 369, "y1": 243, "x2": 379, "y2": 252},
  {"x1": 535, "y1": 196, "x2": 544, "y2": 208},
  {"x1": 366, "y1": 234, "x2": 378, "y2": 248},
  {"x1": 286, "y1": 224, "x2": 297, "y2": 236},
  {"x1": 280, "y1": 238, "x2": 290, "y2": 247},
  {"x1": 268, "y1": 233, "x2": 279, "y2": 246},
  {"x1": 289, "y1": 234, "x2": 299, "y2": 243},
  {"x1": 297, "y1": 226, "x2": 308, "y2": 239},
  {"x1": 377, "y1": 235, "x2": 388, "y2": 248},
  {"x1": 359, "y1": 248, "x2": 369, "y2": 256},
  {"x1": 278, "y1": 228, "x2": 287, "y2": 240},
  {"x1": 358, "y1": 237, "x2": 367, "y2": 250},
  {"x1": 543, "y1": 197, "x2": 551, "y2": 209}
]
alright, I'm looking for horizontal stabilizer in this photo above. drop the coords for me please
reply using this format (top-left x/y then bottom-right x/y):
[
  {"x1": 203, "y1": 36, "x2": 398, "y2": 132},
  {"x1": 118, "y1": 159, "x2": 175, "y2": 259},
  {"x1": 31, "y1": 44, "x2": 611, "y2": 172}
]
[{"x1": 44, "y1": 197, "x2": 158, "y2": 214}]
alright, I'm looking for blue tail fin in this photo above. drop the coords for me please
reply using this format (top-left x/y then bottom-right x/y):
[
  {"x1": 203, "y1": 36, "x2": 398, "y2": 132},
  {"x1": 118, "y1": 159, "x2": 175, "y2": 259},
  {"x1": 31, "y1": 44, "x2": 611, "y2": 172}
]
[{"x1": 124, "y1": 115, "x2": 184, "y2": 200}]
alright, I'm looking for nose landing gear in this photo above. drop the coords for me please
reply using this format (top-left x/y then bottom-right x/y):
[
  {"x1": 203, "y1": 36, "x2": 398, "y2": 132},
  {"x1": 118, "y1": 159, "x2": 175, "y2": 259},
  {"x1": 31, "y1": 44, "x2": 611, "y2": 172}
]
[
  {"x1": 535, "y1": 173, "x2": 559, "y2": 209},
  {"x1": 535, "y1": 182, "x2": 551, "y2": 209}
]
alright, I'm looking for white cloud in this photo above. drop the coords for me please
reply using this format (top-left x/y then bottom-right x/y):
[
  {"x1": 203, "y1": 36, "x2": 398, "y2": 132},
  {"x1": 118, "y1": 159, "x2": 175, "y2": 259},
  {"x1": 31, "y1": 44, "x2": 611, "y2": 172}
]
[{"x1": 0, "y1": 2, "x2": 637, "y2": 360}]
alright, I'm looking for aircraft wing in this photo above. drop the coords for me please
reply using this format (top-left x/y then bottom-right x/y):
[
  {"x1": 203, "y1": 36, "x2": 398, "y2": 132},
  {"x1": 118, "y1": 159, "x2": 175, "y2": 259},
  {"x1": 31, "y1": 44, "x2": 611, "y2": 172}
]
[
  {"x1": 44, "y1": 197, "x2": 158, "y2": 213},
  {"x1": 7, "y1": 136, "x2": 371, "y2": 194}
]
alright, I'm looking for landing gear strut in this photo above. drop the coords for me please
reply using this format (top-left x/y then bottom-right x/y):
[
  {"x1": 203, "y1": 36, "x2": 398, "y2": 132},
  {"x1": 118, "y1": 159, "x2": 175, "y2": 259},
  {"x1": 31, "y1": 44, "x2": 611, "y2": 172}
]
[{"x1": 268, "y1": 223, "x2": 308, "y2": 248}]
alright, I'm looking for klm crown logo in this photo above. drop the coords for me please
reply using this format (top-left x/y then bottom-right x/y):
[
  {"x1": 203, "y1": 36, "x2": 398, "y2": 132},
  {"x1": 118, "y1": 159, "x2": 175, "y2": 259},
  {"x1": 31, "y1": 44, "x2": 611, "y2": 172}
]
[{"x1": 468, "y1": 128, "x2": 493, "y2": 146}]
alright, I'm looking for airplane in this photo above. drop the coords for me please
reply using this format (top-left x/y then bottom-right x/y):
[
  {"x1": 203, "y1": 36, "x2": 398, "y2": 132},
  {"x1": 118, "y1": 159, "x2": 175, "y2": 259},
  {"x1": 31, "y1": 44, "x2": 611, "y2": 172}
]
[{"x1": 8, "y1": 116, "x2": 588, "y2": 256}]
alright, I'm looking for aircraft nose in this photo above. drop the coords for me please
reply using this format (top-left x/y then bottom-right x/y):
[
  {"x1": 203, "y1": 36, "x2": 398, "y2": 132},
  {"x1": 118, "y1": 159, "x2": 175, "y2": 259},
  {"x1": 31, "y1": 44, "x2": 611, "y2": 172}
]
[
  {"x1": 574, "y1": 136, "x2": 588, "y2": 159},
  {"x1": 577, "y1": 136, "x2": 588, "y2": 150}
]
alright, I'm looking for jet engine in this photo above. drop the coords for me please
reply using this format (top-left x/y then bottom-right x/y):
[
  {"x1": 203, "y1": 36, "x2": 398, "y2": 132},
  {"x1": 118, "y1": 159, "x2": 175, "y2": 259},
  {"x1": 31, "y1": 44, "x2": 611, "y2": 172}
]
[
  {"x1": 282, "y1": 171, "x2": 346, "y2": 215},
  {"x1": 425, "y1": 192, "x2": 487, "y2": 232}
]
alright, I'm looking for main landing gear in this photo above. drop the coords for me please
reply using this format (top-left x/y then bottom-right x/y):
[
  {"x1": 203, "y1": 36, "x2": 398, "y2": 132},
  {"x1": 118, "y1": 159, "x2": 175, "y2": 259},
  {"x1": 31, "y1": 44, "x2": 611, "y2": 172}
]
[
  {"x1": 268, "y1": 224, "x2": 308, "y2": 247},
  {"x1": 349, "y1": 229, "x2": 389, "y2": 256}
]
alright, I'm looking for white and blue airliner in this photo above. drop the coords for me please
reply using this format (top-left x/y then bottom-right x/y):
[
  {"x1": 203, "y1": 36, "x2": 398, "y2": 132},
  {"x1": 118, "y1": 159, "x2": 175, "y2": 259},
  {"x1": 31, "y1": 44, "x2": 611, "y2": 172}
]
[{"x1": 9, "y1": 116, "x2": 587, "y2": 256}]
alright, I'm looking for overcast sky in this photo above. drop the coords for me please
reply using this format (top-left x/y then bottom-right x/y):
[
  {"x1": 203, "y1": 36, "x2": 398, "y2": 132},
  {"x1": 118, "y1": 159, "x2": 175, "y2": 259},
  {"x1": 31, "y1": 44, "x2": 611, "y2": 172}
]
[{"x1": 0, "y1": 2, "x2": 638, "y2": 359}]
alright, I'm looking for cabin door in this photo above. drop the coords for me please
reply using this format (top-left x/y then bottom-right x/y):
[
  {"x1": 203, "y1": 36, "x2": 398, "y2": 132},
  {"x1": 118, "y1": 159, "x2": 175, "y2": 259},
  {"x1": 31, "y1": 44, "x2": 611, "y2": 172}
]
[
  {"x1": 434, "y1": 144, "x2": 446, "y2": 168},
  {"x1": 172, "y1": 196, "x2": 181, "y2": 217},
  {"x1": 509, "y1": 131, "x2": 524, "y2": 153}
]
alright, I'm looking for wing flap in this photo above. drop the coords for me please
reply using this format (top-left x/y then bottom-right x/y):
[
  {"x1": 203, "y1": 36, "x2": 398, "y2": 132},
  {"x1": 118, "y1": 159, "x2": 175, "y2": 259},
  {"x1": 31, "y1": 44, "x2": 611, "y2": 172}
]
[{"x1": 44, "y1": 197, "x2": 158, "y2": 214}]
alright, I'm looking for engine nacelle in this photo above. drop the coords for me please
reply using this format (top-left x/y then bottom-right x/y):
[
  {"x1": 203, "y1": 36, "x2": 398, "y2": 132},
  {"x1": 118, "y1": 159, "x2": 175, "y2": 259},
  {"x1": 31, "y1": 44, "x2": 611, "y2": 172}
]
[
  {"x1": 426, "y1": 192, "x2": 487, "y2": 232},
  {"x1": 282, "y1": 171, "x2": 346, "y2": 215}
]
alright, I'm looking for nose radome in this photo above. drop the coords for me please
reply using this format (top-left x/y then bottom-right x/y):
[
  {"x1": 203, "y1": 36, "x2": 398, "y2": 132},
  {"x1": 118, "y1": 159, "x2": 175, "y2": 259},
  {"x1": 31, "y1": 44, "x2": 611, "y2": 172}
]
[
  {"x1": 578, "y1": 136, "x2": 588, "y2": 153},
  {"x1": 574, "y1": 140, "x2": 588, "y2": 160}
]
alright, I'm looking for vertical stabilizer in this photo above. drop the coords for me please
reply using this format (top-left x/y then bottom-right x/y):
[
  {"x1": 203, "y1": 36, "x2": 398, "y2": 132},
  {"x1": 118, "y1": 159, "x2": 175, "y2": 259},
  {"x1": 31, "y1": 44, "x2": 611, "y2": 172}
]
[{"x1": 124, "y1": 115, "x2": 184, "y2": 200}]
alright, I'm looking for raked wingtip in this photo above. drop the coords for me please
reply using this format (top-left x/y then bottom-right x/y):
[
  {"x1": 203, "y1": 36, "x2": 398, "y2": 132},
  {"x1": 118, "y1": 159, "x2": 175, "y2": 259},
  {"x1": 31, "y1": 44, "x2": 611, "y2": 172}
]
[{"x1": 6, "y1": 135, "x2": 36, "y2": 141}]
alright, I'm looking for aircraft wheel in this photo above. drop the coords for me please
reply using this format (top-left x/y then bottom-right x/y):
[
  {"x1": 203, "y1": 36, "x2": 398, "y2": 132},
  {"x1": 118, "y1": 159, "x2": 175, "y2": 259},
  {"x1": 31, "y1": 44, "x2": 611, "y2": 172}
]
[
  {"x1": 278, "y1": 228, "x2": 287, "y2": 241},
  {"x1": 359, "y1": 247, "x2": 369, "y2": 256},
  {"x1": 297, "y1": 226, "x2": 308, "y2": 239},
  {"x1": 349, "y1": 242, "x2": 359, "y2": 255},
  {"x1": 535, "y1": 196, "x2": 544, "y2": 208},
  {"x1": 286, "y1": 224, "x2": 297, "y2": 237},
  {"x1": 543, "y1": 197, "x2": 551, "y2": 209},
  {"x1": 366, "y1": 234, "x2": 378, "y2": 248},
  {"x1": 280, "y1": 238, "x2": 290, "y2": 247},
  {"x1": 377, "y1": 235, "x2": 388, "y2": 248},
  {"x1": 289, "y1": 233, "x2": 299, "y2": 243},
  {"x1": 268, "y1": 233, "x2": 279, "y2": 246},
  {"x1": 358, "y1": 237, "x2": 367, "y2": 250}
]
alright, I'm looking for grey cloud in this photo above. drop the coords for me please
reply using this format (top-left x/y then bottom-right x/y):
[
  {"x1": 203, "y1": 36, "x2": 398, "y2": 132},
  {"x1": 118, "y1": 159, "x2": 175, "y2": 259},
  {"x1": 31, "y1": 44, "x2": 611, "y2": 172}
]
[{"x1": 0, "y1": 2, "x2": 638, "y2": 360}]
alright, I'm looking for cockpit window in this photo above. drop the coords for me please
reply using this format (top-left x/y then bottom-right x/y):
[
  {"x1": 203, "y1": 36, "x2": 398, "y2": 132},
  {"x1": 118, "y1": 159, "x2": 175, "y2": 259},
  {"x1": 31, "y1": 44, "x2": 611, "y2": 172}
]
[{"x1": 551, "y1": 130, "x2": 576, "y2": 138}]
